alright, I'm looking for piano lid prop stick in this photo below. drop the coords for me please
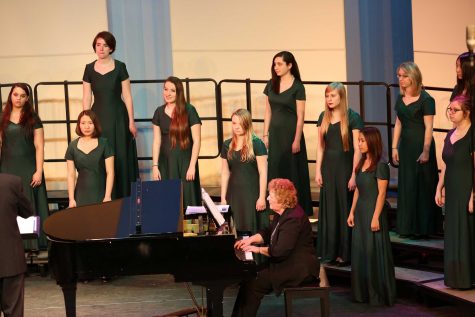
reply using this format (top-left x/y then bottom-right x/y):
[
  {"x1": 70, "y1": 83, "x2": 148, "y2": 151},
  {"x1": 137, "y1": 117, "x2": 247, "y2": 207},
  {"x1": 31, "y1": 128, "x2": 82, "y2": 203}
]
[
  {"x1": 135, "y1": 179, "x2": 143, "y2": 234},
  {"x1": 201, "y1": 188, "x2": 226, "y2": 227}
]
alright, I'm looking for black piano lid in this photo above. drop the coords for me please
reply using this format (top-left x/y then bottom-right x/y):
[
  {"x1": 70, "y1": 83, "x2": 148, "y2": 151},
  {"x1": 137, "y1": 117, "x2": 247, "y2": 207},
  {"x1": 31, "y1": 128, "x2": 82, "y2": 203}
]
[{"x1": 44, "y1": 179, "x2": 184, "y2": 241}]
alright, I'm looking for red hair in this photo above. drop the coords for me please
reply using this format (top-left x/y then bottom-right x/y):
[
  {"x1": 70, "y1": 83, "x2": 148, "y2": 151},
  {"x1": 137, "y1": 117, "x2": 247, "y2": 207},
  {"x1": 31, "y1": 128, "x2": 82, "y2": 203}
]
[
  {"x1": 268, "y1": 178, "x2": 298, "y2": 209},
  {"x1": 166, "y1": 76, "x2": 190, "y2": 149}
]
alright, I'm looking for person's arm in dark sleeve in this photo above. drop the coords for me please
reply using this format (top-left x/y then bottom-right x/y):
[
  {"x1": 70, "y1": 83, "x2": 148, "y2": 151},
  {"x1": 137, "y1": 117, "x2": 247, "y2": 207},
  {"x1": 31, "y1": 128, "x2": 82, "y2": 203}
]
[{"x1": 257, "y1": 225, "x2": 272, "y2": 245}]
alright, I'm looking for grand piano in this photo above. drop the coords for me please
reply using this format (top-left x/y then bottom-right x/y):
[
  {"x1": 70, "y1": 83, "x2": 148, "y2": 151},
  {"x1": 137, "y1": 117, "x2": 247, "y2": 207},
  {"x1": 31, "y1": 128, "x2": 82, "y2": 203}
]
[{"x1": 44, "y1": 180, "x2": 256, "y2": 317}]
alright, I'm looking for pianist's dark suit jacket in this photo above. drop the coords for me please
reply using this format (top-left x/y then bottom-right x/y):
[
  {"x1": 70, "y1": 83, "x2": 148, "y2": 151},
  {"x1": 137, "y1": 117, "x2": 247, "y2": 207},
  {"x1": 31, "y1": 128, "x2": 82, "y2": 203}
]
[
  {"x1": 257, "y1": 204, "x2": 319, "y2": 294},
  {"x1": 0, "y1": 173, "x2": 34, "y2": 278}
]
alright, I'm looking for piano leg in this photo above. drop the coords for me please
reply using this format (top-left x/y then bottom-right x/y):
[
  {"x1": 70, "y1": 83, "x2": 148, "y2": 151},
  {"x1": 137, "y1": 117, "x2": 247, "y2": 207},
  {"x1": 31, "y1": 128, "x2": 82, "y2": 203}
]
[
  {"x1": 204, "y1": 282, "x2": 225, "y2": 317},
  {"x1": 49, "y1": 243, "x2": 78, "y2": 316},
  {"x1": 60, "y1": 282, "x2": 77, "y2": 317}
]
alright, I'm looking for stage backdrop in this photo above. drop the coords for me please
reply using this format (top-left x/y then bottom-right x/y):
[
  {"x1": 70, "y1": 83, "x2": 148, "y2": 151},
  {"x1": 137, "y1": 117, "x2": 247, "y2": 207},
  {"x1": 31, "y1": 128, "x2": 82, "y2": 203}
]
[{"x1": 1, "y1": 0, "x2": 474, "y2": 195}]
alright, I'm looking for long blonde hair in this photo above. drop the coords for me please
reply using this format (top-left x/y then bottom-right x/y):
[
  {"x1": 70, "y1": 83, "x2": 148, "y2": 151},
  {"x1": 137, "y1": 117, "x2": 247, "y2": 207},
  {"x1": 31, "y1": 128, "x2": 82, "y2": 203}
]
[
  {"x1": 319, "y1": 82, "x2": 350, "y2": 151},
  {"x1": 397, "y1": 62, "x2": 423, "y2": 96},
  {"x1": 227, "y1": 109, "x2": 256, "y2": 162}
]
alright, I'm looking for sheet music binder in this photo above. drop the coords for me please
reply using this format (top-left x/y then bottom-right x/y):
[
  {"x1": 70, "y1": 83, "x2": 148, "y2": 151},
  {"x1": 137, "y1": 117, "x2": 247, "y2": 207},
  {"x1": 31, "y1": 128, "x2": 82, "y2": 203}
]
[{"x1": 116, "y1": 179, "x2": 183, "y2": 237}]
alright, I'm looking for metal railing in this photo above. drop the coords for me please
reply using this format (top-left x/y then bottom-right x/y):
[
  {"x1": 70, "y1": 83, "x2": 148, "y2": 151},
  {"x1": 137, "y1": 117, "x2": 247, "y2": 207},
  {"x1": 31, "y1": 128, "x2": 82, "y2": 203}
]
[
  {"x1": 18, "y1": 79, "x2": 454, "y2": 167},
  {"x1": 33, "y1": 78, "x2": 221, "y2": 163}
]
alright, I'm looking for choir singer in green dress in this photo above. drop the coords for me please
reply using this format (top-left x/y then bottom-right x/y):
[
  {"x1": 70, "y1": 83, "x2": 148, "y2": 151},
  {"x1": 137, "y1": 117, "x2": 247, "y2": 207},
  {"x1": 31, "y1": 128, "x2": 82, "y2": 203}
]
[
  {"x1": 316, "y1": 82, "x2": 363, "y2": 265},
  {"x1": 392, "y1": 62, "x2": 439, "y2": 238},
  {"x1": 82, "y1": 31, "x2": 138, "y2": 199},
  {"x1": 221, "y1": 109, "x2": 268, "y2": 234},
  {"x1": 65, "y1": 110, "x2": 114, "y2": 207},
  {"x1": 263, "y1": 51, "x2": 312, "y2": 216},
  {"x1": 152, "y1": 76, "x2": 202, "y2": 208},
  {"x1": 435, "y1": 95, "x2": 474, "y2": 289},
  {"x1": 0, "y1": 83, "x2": 49, "y2": 249},
  {"x1": 347, "y1": 127, "x2": 396, "y2": 305}
]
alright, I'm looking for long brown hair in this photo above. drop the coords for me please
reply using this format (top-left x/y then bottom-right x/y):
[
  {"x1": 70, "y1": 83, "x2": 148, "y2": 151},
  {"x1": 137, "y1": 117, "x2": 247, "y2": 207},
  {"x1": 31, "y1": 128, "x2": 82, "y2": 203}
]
[
  {"x1": 166, "y1": 76, "x2": 190, "y2": 149},
  {"x1": 1, "y1": 83, "x2": 36, "y2": 140},
  {"x1": 227, "y1": 109, "x2": 256, "y2": 162},
  {"x1": 453, "y1": 52, "x2": 469, "y2": 97},
  {"x1": 270, "y1": 51, "x2": 301, "y2": 94},
  {"x1": 356, "y1": 127, "x2": 383, "y2": 173},
  {"x1": 319, "y1": 82, "x2": 350, "y2": 151}
]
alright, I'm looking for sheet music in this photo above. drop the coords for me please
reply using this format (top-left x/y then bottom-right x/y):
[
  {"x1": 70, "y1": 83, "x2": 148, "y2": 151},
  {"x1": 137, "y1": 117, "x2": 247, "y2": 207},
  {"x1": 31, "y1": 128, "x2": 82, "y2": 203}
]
[
  {"x1": 201, "y1": 188, "x2": 226, "y2": 226},
  {"x1": 17, "y1": 216, "x2": 40, "y2": 236}
]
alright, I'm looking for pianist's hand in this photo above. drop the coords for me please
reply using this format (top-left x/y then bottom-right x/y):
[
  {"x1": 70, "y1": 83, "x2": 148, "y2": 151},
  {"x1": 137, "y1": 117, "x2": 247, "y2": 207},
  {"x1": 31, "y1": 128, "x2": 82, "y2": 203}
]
[
  {"x1": 152, "y1": 166, "x2": 161, "y2": 180},
  {"x1": 186, "y1": 165, "x2": 196, "y2": 181},
  {"x1": 234, "y1": 238, "x2": 252, "y2": 250},
  {"x1": 256, "y1": 197, "x2": 266, "y2": 211},
  {"x1": 68, "y1": 199, "x2": 77, "y2": 208},
  {"x1": 242, "y1": 245, "x2": 260, "y2": 254}
]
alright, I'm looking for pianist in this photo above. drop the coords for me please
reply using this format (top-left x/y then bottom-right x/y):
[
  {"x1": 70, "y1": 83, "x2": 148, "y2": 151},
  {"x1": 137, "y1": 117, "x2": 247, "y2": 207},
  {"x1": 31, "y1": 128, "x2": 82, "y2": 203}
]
[
  {"x1": 0, "y1": 173, "x2": 34, "y2": 317},
  {"x1": 232, "y1": 178, "x2": 319, "y2": 317}
]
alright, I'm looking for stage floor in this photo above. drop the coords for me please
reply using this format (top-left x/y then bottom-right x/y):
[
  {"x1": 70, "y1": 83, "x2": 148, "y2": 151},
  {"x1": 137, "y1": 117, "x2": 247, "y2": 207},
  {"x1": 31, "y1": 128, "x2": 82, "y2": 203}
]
[
  {"x1": 24, "y1": 274, "x2": 473, "y2": 317},
  {"x1": 389, "y1": 231, "x2": 444, "y2": 250}
]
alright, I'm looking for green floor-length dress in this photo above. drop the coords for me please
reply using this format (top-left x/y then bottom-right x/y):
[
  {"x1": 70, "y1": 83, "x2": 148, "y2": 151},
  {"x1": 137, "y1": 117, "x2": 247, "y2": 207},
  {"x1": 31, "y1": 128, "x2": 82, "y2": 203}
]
[
  {"x1": 264, "y1": 80, "x2": 313, "y2": 216},
  {"x1": 395, "y1": 90, "x2": 439, "y2": 236},
  {"x1": 221, "y1": 136, "x2": 269, "y2": 234},
  {"x1": 442, "y1": 127, "x2": 475, "y2": 289},
  {"x1": 351, "y1": 162, "x2": 396, "y2": 305},
  {"x1": 316, "y1": 109, "x2": 363, "y2": 263},
  {"x1": 65, "y1": 137, "x2": 114, "y2": 206},
  {"x1": 0, "y1": 115, "x2": 49, "y2": 249},
  {"x1": 152, "y1": 103, "x2": 202, "y2": 209},
  {"x1": 83, "y1": 59, "x2": 139, "y2": 199}
]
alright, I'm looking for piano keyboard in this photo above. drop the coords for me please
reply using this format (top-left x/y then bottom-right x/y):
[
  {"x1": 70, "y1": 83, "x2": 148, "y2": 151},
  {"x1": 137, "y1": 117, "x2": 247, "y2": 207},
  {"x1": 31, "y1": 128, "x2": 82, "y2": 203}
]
[
  {"x1": 235, "y1": 248, "x2": 254, "y2": 261},
  {"x1": 235, "y1": 235, "x2": 254, "y2": 261}
]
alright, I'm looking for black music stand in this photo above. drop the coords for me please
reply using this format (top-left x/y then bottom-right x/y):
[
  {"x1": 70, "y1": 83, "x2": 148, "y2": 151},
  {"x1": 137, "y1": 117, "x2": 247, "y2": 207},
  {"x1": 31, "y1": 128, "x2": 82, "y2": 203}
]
[{"x1": 117, "y1": 179, "x2": 183, "y2": 237}]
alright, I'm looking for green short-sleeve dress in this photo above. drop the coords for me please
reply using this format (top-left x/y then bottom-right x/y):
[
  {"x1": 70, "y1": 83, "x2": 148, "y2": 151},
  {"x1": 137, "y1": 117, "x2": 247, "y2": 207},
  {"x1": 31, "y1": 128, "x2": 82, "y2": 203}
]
[
  {"x1": 152, "y1": 103, "x2": 202, "y2": 208},
  {"x1": 351, "y1": 162, "x2": 396, "y2": 305},
  {"x1": 65, "y1": 137, "x2": 115, "y2": 206},
  {"x1": 316, "y1": 108, "x2": 363, "y2": 263},
  {"x1": 263, "y1": 80, "x2": 312, "y2": 215},
  {"x1": 394, "y1": 90, "x2": 439, "y2": 236},
  {"x1": 0, "y1": 113, "x2": 49, "y2": 249},
  {"x1": 221, "y1": 136, "x2": 269, "y2": 233},
  {"x1": 442, "y1": 127, "x2": 475, "y2": 289},
  {"x1": 83, "y1": 59, "x2": 139, "y2": 199}
]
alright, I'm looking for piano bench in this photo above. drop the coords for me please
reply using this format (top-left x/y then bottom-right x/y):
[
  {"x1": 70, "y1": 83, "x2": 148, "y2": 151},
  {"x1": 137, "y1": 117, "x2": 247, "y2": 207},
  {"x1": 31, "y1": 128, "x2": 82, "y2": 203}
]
[
  {"x1": 283, "y1": 285, "x2": 330, "y2": 317},
  {"x1": 154, "y1": 306, "x2": 206, "y2": 317}
]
